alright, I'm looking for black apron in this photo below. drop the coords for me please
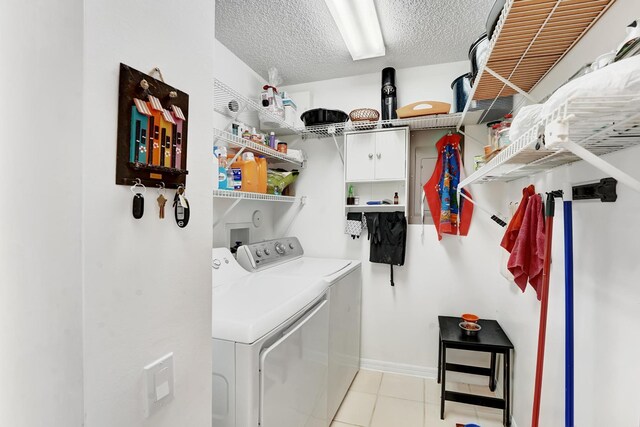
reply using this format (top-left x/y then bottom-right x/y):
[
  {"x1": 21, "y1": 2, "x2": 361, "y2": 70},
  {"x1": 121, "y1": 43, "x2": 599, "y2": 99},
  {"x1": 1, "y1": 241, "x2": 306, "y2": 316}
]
[{"x1": 365, "y1": 212, "x2": 407, "y2": 286}]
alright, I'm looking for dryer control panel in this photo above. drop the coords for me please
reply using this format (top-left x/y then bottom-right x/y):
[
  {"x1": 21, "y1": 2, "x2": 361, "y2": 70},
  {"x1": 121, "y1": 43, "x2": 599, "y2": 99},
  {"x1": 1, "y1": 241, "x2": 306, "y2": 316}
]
[{"x1": 236, "y1": 237, "x2": 304, "y2": 271}]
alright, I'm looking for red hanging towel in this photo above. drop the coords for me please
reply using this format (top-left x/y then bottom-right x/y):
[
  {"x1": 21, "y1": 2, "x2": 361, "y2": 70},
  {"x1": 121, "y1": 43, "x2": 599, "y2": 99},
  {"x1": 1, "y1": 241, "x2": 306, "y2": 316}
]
[
  {"x1": 501, "y1": 185, "x2": 536, "y2": 253},
  {"x1": 423, "y1": 134, "x2": 473, "y2": 240},
  {"x1": 507, "y1": 193, "x2": 546, "y2": 300}
]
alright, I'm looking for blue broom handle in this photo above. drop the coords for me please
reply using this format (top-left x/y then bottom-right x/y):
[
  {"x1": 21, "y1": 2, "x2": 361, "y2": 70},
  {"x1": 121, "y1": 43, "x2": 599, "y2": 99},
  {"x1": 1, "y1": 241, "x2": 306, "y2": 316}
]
[{"x1": 564, "y1": 200, "x2": 574, "y2": 427}]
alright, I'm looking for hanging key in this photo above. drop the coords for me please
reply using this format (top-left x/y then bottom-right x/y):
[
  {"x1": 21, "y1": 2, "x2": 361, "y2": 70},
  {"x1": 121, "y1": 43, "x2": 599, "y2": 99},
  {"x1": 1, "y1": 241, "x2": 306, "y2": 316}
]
[
  {"x1": 157, "y1": 194, "x2": 167, "y2": 219},
  {"x1": 130, "y1": 179, "x2": 146, "y2": 219},
  {"x1": 173, "y1": 185, "x2": 190, "y2": 228},
  {"x1": 132, "y1": 194, "x2": 144, "y2": 219}
]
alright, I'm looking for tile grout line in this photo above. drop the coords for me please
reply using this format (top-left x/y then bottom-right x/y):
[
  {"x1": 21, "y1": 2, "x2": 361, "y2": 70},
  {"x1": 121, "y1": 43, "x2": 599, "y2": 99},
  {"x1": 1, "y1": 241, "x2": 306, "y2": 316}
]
[{"x1": 367, "y1": 372, "x2": 384, "y2": 427}]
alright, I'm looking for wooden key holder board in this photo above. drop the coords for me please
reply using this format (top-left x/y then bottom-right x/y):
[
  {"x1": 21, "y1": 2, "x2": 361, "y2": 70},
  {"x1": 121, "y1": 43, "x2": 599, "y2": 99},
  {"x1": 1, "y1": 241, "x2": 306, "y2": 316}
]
[{"x1": 116, "y1": 63, "x2": 189, "y2": 189}]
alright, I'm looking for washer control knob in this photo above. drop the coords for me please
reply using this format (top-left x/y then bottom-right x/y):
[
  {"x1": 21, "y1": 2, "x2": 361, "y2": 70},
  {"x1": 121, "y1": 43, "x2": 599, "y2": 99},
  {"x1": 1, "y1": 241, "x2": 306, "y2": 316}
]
[
  {"x1": 264, "y1": 249, "x2": 271, "y2": 256},
  {"x1": 275, "y1": 242, "x2": 286, "y2": 255},
  {"x1": 288, "y1": 243, "x2": 295, "y2": 250},
  {"x1": 212, "y1": 259, "x2": 221, "y2": 269},
  {"x1": 255, "y1": 249, "x2": 263, "y2": 257}
]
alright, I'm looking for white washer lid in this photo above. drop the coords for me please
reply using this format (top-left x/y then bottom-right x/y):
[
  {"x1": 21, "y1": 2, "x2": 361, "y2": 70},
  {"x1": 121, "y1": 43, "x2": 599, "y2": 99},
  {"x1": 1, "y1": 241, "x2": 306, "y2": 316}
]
[
  {"x1": 264, "y1": 257, "x2": 355, "y2": 278},
  {"x1": 212, "y1": 273, "x2": 326, "y2": 344}
]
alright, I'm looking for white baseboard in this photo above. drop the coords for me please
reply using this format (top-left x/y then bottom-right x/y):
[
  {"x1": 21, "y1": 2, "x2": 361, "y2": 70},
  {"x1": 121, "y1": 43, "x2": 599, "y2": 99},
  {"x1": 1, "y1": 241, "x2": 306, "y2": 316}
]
[
  {"x1": 359, "y1": 358, "x2": 520, "y2": 427},
  {"x1": 359, "y1": 358, "x2": 438, "y2": 379}
]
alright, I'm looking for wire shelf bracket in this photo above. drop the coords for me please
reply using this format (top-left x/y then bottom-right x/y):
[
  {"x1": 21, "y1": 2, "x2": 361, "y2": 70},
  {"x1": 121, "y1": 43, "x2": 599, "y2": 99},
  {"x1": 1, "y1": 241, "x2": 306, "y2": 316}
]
[{"x1": 546, "y1": 117, "x2": 640, "y2": 194}]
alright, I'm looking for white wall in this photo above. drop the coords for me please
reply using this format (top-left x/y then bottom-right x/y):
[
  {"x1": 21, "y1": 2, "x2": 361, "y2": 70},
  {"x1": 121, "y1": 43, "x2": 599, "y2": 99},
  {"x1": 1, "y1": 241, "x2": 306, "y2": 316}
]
[
  {"x1": 280, "y1": 60, "x2": 507, "y2": 377},
  {"x1": 82, "y1": 1, "x2": 215, "y2": 426},
  {"x1": 0, "y1": 1, "x2": 84, "y2": 426},
  {"x1": 491, "y1": 1, "x2": 640, "y2": 425},
  {"x1": 283, "y1": 60, "x2": 469, "y2": 114}
]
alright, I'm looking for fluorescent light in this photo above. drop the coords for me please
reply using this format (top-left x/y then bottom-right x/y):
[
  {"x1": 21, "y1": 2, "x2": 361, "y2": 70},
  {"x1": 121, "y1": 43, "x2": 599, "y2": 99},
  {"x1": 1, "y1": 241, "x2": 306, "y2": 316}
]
[{"x1": 325, "y1": 0, "x2": 385, "y2": 61}]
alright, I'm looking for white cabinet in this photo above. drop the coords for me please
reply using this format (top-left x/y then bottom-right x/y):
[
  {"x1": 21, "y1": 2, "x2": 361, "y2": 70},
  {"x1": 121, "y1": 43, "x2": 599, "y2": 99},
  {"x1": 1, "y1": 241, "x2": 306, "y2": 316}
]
[
  {"x1": 344, "y1": 128, "x2": 409, "y2": 215},
  {"x1": 374, "y1": 129, "x2": 406, "y2": 180},
  {"x1": 345, "y1": 128, "x2": 407, "y2": 182},
  {"x1": 345, "y1": 132, "x2": 376, "y2": 181}
]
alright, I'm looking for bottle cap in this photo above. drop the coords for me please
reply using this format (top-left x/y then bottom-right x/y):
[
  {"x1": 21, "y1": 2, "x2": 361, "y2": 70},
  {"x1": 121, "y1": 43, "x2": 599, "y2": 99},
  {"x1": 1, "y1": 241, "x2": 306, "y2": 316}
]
[
  {"x1": 242, "y1": 152, "x2": 255, "y2": 161},
  {"x1": 382, "y1": 67, "x2": 396, "y2": 86}
]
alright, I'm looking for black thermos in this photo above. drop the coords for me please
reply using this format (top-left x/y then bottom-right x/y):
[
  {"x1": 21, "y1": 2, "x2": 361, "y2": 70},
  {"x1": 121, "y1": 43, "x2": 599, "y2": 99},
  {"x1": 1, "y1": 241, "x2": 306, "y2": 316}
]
[{"x1": 381, "y1": 67, "x2": 397, "y2": 122}]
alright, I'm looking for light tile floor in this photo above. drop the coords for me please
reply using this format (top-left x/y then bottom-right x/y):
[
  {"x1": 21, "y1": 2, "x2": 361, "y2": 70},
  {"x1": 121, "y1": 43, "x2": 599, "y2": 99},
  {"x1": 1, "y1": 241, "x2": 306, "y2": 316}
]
[{"x1": 332, "y1": 370, "x2": 506, "y2": 427}]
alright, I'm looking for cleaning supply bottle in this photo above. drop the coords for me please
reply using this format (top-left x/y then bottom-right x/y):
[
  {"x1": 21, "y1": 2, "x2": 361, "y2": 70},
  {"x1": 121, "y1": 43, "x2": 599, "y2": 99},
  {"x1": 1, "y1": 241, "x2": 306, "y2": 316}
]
[
  {"x1": 228, "y1": 154, "x2": 243, "y2": 191},
  {"x1": 226, "y1": 167, "x2": 235, "y2": 191},
  {"x1": 240, "y1": 152, "x2": 258, "y2": 192},
  {"x1": 269, "y1": 132, "x2": 276, "y2": 149},
  {"x1": 347, "y1": 185, "x2": 355, "y2": 205},
  {"x1": 256, "y1": 156, "x2": 268, "y2": 194},
  {"x1": 214, "y1": 146, "x2": 228, "y2": 190}
]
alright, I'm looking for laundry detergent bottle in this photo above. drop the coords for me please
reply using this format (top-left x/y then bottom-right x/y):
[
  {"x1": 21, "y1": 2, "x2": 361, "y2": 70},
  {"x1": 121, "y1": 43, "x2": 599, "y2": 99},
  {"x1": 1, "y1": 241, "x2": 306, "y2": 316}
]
[
  {"x1": 256, "y1": 156, "x2": 268, "y2": 194},
  {"x1": 214, "y1": 146, "x2": 229, "y2": 190},
  {"x1": 240, "y1": 152, "x2": 259, "y2": 193},
  {"x1": 228, "y1": 153, "x2": 243, "y2": 191}
]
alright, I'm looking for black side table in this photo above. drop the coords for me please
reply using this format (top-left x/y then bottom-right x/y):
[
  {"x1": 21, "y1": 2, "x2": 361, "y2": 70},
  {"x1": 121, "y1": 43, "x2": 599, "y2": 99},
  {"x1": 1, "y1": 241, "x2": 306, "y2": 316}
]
[{"x1": 438, "y1": 316, "x2": 514, "y2": 427}]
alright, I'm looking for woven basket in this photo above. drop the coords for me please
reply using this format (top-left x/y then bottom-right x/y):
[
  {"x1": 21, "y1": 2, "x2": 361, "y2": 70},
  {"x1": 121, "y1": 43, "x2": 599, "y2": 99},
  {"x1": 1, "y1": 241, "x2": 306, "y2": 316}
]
[
  {"x1": 349, "y1": 108, "x2": 380, "y2": 130},
  {"x1": 349, "y1": 108, "x2": 380, "y2": 122}
]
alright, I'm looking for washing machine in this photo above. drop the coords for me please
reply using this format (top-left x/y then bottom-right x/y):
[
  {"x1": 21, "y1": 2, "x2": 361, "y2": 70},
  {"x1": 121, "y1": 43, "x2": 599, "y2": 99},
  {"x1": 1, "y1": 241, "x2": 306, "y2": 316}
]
[
  {"x1": 211, "y1": 247, "x2": 329, "y2": 427},
  {"x1": 236, "y1": 237, "x2": 362, "y2": 422}
]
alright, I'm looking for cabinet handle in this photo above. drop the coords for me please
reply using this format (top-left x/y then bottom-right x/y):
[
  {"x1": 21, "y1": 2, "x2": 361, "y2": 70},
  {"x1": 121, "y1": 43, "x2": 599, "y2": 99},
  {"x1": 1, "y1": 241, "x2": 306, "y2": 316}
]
[
  {"x1": 377, "y1": 153, "x2": 381, "y2": 159},
  {"x1": 368, "y1": 153, "x2": 374, "y2": 159}
]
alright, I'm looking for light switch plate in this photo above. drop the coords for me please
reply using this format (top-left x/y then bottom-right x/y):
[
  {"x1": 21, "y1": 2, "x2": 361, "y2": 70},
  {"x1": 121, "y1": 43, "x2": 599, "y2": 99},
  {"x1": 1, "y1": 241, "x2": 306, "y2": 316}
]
[{"x1": 143, "y1": 352, "x2": 174, "y2": 418}]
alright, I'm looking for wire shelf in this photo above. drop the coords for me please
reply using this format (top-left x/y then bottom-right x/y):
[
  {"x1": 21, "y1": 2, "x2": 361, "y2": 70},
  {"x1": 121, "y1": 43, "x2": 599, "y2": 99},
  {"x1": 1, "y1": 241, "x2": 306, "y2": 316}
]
[
  {"x1": 456, "y1": 0, "x2": 615, "y2": 128},
  {"x1": 213, "y1": 189, "x2": 301, "y2": 203},
  {"x1": 459, "y1": 95, "x2": 640, "y2": 187},
  {"x1": 214, "y1": 79, "x2": 300, "y2": 136},
  {"x1": 300, "y1": 113, "x2": 472, "y2": 139},
  {"x1": 471, "y1": 0, "x2": 614, "y2": 102},
  {"x1": 213, "y1": 128, "x2": 304, "y2": 167}
]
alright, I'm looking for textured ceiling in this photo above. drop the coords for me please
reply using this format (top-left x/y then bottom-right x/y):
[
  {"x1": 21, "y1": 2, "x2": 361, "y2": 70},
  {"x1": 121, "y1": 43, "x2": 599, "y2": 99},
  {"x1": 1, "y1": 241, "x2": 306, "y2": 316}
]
[{"x1": 215, "y1": 0, "x2": 495, "y2": 85}]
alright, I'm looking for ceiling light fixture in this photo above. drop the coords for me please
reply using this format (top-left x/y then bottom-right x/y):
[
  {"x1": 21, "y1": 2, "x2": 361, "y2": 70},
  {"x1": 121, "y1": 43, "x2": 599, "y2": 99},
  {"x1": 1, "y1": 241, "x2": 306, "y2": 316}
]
[{"x1": 324, "y1": 0, "x2": 385, "y2": 61}]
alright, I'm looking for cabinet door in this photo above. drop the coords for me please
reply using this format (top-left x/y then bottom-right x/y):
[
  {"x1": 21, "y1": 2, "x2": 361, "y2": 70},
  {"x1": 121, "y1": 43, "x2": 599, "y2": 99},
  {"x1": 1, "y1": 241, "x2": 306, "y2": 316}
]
[
  {"x1": 345, "y1": 132, "x2": 376, "y2": 181},
  {"x1": 374, "y1": 130, "x2": 407, "y2": 180}
]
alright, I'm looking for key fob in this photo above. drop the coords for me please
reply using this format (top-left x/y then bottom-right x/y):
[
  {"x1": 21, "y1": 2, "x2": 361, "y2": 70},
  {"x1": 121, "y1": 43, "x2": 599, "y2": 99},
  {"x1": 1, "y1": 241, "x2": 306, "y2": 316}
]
[
  {"x1": 132, "y1": 193, "x2": 144, "y2": 219},
  {"x1": 174, "y1": 195, "x2": 190, "y2": 228}
]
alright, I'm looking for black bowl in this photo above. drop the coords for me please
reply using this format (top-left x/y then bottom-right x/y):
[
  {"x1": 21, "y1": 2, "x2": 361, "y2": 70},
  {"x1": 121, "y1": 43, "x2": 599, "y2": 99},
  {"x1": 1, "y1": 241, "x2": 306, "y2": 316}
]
[{"x1": 300, "y1": 108, "x2": 349, "y2": 127}]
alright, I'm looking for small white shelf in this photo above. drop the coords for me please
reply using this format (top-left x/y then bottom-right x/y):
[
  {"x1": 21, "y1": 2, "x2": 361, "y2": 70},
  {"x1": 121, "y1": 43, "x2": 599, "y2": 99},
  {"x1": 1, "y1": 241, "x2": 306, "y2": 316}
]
[
  {"x1": 301, "y1": 113, "x2": 478, "y2": 139},
  {"x1": 458, "y1": 95, "x2": 640, "y2": 188},
  {"x1": 345, "y1": 178, "x2": 406, "y2": 184},
  {"x1": 214, "y1": 79, "x2": 300, "y2": 136},
  {"x1": 213, "y1": 189, "x2": 302, "y2": 203},
  {"x1": 345, "y1": 204, "x2": 404, "y2": 211},
  {"x1": 213, "y1": 128, "x2": 304, "y2": 167}
]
